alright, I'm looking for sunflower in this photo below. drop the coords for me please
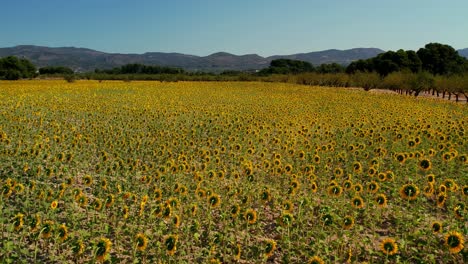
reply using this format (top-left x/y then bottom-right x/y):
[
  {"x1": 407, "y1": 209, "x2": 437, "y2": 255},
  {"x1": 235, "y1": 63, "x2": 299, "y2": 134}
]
[
  {"x1": 327, "y1": 184, "x2": 343, "y2": 197},
  {"x1": 453, "y1": 203, "x2": 465, "y2": 220},
  {"x1": 395, "y1": 153, "x2": 406, "y2": 163},
  {"x1": 367, "y1": 181, "x2": 380, "y2": 194},
  {"x1": 95, "y1": 237, "x2": 112, "y2": 262},
  {"x1": 445, "y1": 231, "x2": 464, "y2": 253},
  {"x1": 352, "y1": 161, "x2": 362, "y2": 174},
  {"x1": 380, "y1": 238, "x2": 398, "y2": 256},
  {"x1": 83, "y1": 175, "x2": 93, "y2": 186},
  {"x1": 279, "y1": 212, "x2": 294, "y2": 227},
  {"x1": 436, "y1": 193, "x2": 447, "y2": 208},
  {"x1": 164, "y1": 234, "x2": 178, "y2": 255},
  {"x1": 426, "y1": 174, "x2": 435, "y2": 184},
  {"x1": 282, "y1": 200, "x2": 294, "y2": 213},
  {"x1": 93, "y1": 199, "x2": 103, "y2": 211},
  {"x1": 439, "y1": 184, "x2": 447, "y2": 193},
  {"x1": 244, "y1": 208, "x2": 258, "y2": 225},
  {"x1": 234, "y1": 243, "x2": 241, "y2": 260},
  {"x1": 399, "y1": 183, "x2": 419, "y2": 201},
  {"x1": 462, "y1": 185, "x2": 468, "y2": 197},
  {"x1": 42, "y1": 220, "x2": 54, "y2": 238},
  {"x1": 57, "y1": 223, "x2": 68, "y2": 242},
  {"x1": 418, "y1": 158, "x2": 432, "y2": 171},
  {"x1": 162, "y1": 204, "x2": 172, "y2": 219},
  {"x1": 208, "y1": 193, "x2": 221, "y2": 208},
  {"x1": 423, "y1": 185, "x2": 434, "y2": 198},
  {"x1": 385, "y1": 171, "x2": 395, "y2": 182},
  {"x1": 375, "y1": 193, "x2": 388, "y2": 208},
  {"x1": 230, "y1": 204, "x2": 240, "y2": 218},
  {"x1": 351, "y1": 196, "x2": 365, "y2": 209},
  {"x1": 105, "y1": 194, "x2": 115, "y2": 208},
  {"x1": 310, "y1": 182, "x2": 318, "y2": 193},
  {"x1": 71, "y1": 239, "x2": 85, "y2": 255},
  {"x1": 322, "y1": 213, "x2": 333, "y2": 226},
  {"x1": 431, "y1": 221, "x2": 442, "y2": 234},
  {"x1": 172, "y1": 214, "x2": 181, "y2": 228},
  {"x1": 260, "y1": 188, "x2": 271, "y2": 202},
  {"x1": 13, "y1": 213, "x2": 24, "y2": 231},
  {"x1": 135, "y1": 233, "x2": 148, "y2": 251},
  {"x1": 309, "y1": 256, "x2": 325, "y2": 264},
  {"x1": 29, "y1": 213, "x2": 41, "y2": 232},
  {"x1": 377, "y1": 172, "x2": 387, "y2": 182},
  {"x1": 343, "y1": 215, "x2": 355, "y2": 230},
  {"x1": 190, "y1": 204, "x2": 198, "y2": 216},
  {"x1": 343, "y1": 180, "x2": 353, "y2": 191},
  {"x1": 352, "y1": 183, "x2": 363, "y2": 194},
  {"x1": 263, "y1": 239, "x2": 276, "y2": 258}
]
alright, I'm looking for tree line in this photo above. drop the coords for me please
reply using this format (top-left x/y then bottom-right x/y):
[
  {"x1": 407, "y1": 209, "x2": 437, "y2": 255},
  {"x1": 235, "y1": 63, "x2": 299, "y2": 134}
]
[{"x1": 1, "y1": 42, "x2": 468, "y2": 101}]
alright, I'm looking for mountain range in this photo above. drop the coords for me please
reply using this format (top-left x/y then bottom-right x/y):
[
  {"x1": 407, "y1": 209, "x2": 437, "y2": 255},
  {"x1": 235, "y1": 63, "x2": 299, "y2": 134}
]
[{"x1": 1, "y1": 45, "x2": 467, "y2": 72}]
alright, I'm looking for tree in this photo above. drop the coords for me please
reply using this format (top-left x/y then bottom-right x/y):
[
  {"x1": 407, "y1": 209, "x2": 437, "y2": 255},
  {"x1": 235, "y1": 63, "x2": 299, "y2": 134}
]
[
  {"x1": 39, "y1": 66, "x2": 74, "y2": 75},
  {"x1": 260, "y1": 59, "x2": 315, "y2": 75},
  {"x1": 416, "y1": 43, "x2": 466, "y2": 75},
  {"x1": 0, "y1": 56, "x2": 37, "y2": 80}
]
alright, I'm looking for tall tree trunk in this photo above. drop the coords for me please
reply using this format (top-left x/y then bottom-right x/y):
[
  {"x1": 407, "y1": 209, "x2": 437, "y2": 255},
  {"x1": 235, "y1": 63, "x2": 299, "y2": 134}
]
[
  {"x1": 442, "y1": 91, "x2": 446, "y2": 98},
  {"x1": 448, "y1": 92, "x2": 452, "y2": 101}
]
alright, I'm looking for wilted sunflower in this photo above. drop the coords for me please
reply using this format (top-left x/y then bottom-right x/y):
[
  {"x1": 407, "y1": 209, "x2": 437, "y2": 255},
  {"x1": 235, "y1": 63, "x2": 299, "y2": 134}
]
[
  {"x1": 351, "y1": 196, "x2": 365, "y2": 209},
  {"x1": 264, "y1": 239, "x2": 276, "y2": 258},
  {"x1": 135, "y1": 233, "x2": 148, "y2": 251},
  {"x1": 445, "y1": 231, "x2": 464, "y2": 254},
  {"x1": 399, "y1": 183, "x2": 419, "y2": 201},
  {"x1": 164, "y1": 234, "x2": 178, "y2": 255},
  {"x1": 95, "y1": 237, "x2": 112, "y2": 262},
  {"x1": 431, "y1": 221, "x2": 442, "y2": 234},
  {"x1": 309, "y1": 256, "x2": 325, "y2": 264},
  {"x1": 380, "y1": 238, "x2": 398, "y2": 256}
]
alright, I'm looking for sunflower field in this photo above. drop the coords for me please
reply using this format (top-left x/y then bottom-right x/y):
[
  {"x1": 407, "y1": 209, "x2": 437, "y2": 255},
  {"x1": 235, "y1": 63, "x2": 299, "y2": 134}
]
[{"x1": 0, "y1": 80, "x2": 466, "y2": 263}]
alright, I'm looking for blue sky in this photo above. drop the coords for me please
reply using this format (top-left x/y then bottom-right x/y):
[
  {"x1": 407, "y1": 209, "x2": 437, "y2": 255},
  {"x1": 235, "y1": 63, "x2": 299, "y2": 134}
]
[{"x1": 1, "y1": 0, "x2": 467, "y2": 56}]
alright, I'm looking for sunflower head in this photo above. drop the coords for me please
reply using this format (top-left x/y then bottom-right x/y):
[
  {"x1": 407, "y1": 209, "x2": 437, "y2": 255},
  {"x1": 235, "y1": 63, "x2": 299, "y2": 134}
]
[
  {"x1": 351, "y1": 196, "x2": 365, "y2": 209},
  {"x1": 95, "y1": 237, "x2": 112, "y2": 262},
  {"x1": 380, "y1": 238, "x2": 398, "y2": 256},
  {"x1": 264, "y1": 239, "x2": 276, "y2": 258},
  {"x1": 445, "y1": 231, "x2": 464, "y2": 254},
  {"x1": 164, "y1": 234, "x2": 178, "y2": 255},
  {"x1": 399, "y1": 183, "x2": 419, "y2": 201},
  {"x1": 135, "y1": 233, "x2": 148, "y2": 251},
  {"x1": 343, "y1": 215, "x2": 355, "y2": 230},
  {"x1": 431, "y1": 221, "x2": 442, "y2": 233},
  {"x1": 375, "y1": 193, "x2": 387, "y2": 208},
  {"x1": 244, "y1": 209, "x2": 258, "y2": 225},
  {"x1": 309, "y1": 256, "x2": 325, "y2": 264}
]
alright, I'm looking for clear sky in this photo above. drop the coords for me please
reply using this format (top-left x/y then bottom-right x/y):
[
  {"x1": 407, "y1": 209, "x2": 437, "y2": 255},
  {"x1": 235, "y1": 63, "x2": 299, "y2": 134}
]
[{"x1": 1, "y1": 0, "x2": 467, "y2": 56}]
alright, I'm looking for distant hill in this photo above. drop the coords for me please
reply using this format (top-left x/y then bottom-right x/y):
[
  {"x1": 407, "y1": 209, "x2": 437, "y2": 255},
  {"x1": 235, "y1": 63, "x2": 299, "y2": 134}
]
[
  {"x1": 0, "y1": 45, "x2": 385, "y2": 72},
  {"x1": 458, "y1": 48, "x2": 468, "y2": 58}
]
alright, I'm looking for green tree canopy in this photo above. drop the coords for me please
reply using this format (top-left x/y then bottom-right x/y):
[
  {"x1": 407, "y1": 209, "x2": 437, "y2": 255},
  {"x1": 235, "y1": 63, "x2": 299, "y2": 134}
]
[{"x1": 0, "y1": 56, "x2": 37, "y2": 80}]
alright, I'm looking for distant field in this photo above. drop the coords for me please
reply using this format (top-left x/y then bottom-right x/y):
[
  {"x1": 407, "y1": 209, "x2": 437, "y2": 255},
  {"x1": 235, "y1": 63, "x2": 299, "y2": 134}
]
[{"x1": 0, "y1": 80, "x2": 466, "y2": 263}]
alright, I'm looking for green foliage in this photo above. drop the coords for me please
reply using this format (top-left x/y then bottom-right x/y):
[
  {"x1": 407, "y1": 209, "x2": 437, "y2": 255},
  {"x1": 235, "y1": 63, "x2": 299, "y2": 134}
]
[
  {"x1": 0, "y1": 56, "x2": 37, "y2": 80},
  {"x1": 96, "y1": 63, "x2": 185, "y2": 75},
  {"x1": 417, "y1": 43, "x2": 466, "y2": 75},
  {"x1": 39, "y1": 66, "x2": 74, "y2": 75},
  {"x1": 260, "y1": 59, "x2": 315, "y2": 75}
]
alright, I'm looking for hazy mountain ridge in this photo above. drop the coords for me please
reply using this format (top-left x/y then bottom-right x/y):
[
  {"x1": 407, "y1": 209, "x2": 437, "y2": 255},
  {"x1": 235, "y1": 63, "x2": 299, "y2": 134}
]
[
  {"x1": 458, "y1": 48, "x2": 468, "y2": 58},
  {"x1": 0, "y1": 45, "x2": 409, "y2": 72}
]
